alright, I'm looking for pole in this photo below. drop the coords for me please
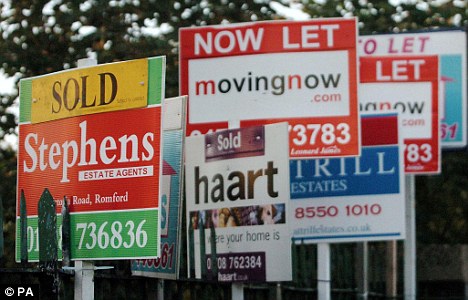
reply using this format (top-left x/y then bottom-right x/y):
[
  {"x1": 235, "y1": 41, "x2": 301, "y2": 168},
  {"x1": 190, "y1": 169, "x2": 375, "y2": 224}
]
[
  {"x1": 356, "y1": 242, "x2": 368, "y2": 300},
  {"x1": 386, "y1": 240, "x2": 398, "y2": 298},
  {"x1": 231, "y1": 283, "x2": 244, "y2": 300},
  {"x1": 317, "y1": 243, "x2": 331, "y2": 300},
  {"x1": 227, "y1": 120, "x2": 244, "y2": 300},
  {"x1": 157, "y1": 279, "x2": 164, "y2": 300},
  {"x1": 404, "y1": 175, "x2": 416, "y2": 300},
  {"x1": 74, "y1": 58, "x2": 97, "y2": 300}
]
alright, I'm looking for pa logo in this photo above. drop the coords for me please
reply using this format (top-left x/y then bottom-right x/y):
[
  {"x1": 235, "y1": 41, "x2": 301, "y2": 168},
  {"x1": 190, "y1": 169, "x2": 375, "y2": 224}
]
[{"x1": 4, "y1": 286, "x2": 35, "y2": 297}]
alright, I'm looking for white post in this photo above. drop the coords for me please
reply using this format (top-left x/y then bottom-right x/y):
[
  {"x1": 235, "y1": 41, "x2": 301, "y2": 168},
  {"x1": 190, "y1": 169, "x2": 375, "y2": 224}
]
[
  {"x1": 356, "y1": 242, "x2": 368, "y2": 300},
  {"x1": 74, "y1": 261, "x2": 94, "y2": 300},
  {"x1": 227, "y1": 119, "x2": 244, "y2": 300},
  {"x1": 231, "y1": 283, "x2": 244, "y2": 300},
  {"x1": 404, "y1": 175, "x2": 417, "y2": 300},
  {"x1": 386, "y1": 240, "x2": 398, "y2": 297},
  {"x1": 317, "y1": 243, "x2": 331, "y2": 300},
  {"x1": 74, "y1": 58, "x2": 97, "y2": 300},
  {"x1": 157, "y1": 279, "x2": 164, "y2": 300}
]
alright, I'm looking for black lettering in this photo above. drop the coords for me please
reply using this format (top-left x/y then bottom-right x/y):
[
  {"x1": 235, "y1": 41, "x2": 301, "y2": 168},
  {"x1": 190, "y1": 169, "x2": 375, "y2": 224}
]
[
  {"x1": 52, "y1": 81, "x2": 62, "y2": 113},
  {"x1": 218, "y1": 79, "x2": 231, "y2": 93},
  {"x1": 247, "y1": 169, "x2": 263, "y2": 199},
  {"x1": 321, "y1": 73, "x2": 340, "y2": 88},
  {"x1": 80, "y1": 75, "x2": 96, "y2": 108},
  {"x1": 211, "y1": 173, "x2": 224, "y2": 202},
  {"x1": 227, "y1": 171, "x2": 245, "y2": 200},
  {"x1": 63, "y1": 78, "x2": 80, "y2": 111},
  {"x1": 98, "y1": 72, "x2": 117, "y2": 105},
  {"x1": 305, "y1": 74, "x2": 319, "y2": 89},
  {"x1": 265, "y1": 161, "x2": 278, "y2": 197},
  {"x1": 195, "y1": 166, "x2": 208, "y2": 204}
]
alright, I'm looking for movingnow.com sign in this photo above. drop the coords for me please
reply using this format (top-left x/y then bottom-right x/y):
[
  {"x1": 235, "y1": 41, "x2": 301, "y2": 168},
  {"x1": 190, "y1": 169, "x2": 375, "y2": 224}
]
[
  {"x1": 290, "y1": 114, "x2": 405, "y2": 243},
  {"x1": 180, "y1": 18, "x2": 360, "y2": 158}
]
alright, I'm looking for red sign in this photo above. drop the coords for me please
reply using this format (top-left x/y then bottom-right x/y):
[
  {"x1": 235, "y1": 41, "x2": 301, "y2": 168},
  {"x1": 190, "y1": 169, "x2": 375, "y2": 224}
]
[
  {"x1": 180, "y1": 18, "x2": 360, "y2": 158},
  {"x1": 17, "y1": 106, "x2": 162, "y2": 215},
  {"x1": 359, "y1": 55, "x2": 440, "y2": 174}
]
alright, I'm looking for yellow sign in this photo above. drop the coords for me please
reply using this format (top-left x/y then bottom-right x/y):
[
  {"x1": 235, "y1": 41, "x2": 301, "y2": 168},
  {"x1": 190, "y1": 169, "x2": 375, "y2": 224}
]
[{"x1": 31, "y1": 58, "x2": 148, "y2": 123}]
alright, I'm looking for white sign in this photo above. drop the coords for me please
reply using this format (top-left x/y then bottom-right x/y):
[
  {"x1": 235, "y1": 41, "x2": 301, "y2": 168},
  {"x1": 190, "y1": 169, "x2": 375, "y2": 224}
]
[{"x1": 185, "y1": 123, "x2": 291, "y2": 282}]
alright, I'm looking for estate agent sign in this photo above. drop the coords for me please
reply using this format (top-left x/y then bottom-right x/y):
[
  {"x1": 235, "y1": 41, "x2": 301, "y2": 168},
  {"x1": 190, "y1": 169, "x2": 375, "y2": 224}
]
[
  {"x1": 180, "y1": 18, "x2": 360, "y2": 158},
  {"x1": 16, "y1": 57, "x2": 166, "y2": 261},
  {"x1": 185, "y1": 123, "x2": 291, "y2": 282}
]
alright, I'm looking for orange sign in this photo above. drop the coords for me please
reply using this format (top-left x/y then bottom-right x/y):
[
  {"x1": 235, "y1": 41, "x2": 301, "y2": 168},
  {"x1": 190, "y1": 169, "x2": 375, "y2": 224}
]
[{"x1": 17, "y1": 106, "x2": 162, "y2": 215}]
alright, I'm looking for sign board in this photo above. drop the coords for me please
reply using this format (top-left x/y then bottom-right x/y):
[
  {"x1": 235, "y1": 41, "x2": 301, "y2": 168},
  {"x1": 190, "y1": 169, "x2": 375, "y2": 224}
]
[
  {"x1": 290, "y1": 114, "x2": 405, "y2": 243},
  {"x1": 185, "y1": 123, "x2": 291, "y2": 282},
  {"x1": 180, "y1": 18, "x2": 360, "y2": 158},
  {"x1": 16, "y1": 57, "x2": 166, "y2": 261},
  {"x1": 359, "y1": 30, "x2": 467, "y2": 149},
  {"x1": 359, "y1": 55, "x2": 440, "y2": 174},
  {"x1": 132, "y1": 96, "x2": 187, "y2": 279}
]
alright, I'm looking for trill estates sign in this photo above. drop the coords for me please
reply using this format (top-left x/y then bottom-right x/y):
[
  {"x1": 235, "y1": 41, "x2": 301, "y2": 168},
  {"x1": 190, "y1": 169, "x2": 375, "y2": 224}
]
[
  {"x1": 16, "y1": 57, "x2": 166, "y2": 261},
  {"x1": 180, "y1": 18, "x2": 360, "y2": 158}
]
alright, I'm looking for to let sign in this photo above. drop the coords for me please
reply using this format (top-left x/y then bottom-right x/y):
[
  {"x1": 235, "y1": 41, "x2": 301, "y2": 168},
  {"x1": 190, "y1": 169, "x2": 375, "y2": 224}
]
[
  {"x1": 359, "y1": 55, "x2": 440, "y2": 174},
  {"x1": 359, "y1": 30, "x2": 467, "y2": 149},
  {"x1": 180, "y1": 18, "x2": 360, "y2": 158}
]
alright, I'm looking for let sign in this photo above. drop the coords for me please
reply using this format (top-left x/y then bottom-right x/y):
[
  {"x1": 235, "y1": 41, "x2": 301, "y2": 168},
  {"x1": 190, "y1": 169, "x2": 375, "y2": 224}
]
[
  {"x1": 360, "y1": 55, "x2": 440, "y2": 174},
  {"x1": 180, "y1": 18, "x2": 360, "y2": 158}
]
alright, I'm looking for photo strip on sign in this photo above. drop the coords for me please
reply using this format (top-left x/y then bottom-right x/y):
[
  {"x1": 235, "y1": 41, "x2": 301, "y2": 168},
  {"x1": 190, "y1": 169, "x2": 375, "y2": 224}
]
[
  {"x1": 180, "y1": 18, "x2": 360, "y2": 158},
  {"x1": 359, "y1": 55, "x2": 440, "y2": 174},
  {"x1": 185, "y1": 123, "x2": 291, "y2": 282}
]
